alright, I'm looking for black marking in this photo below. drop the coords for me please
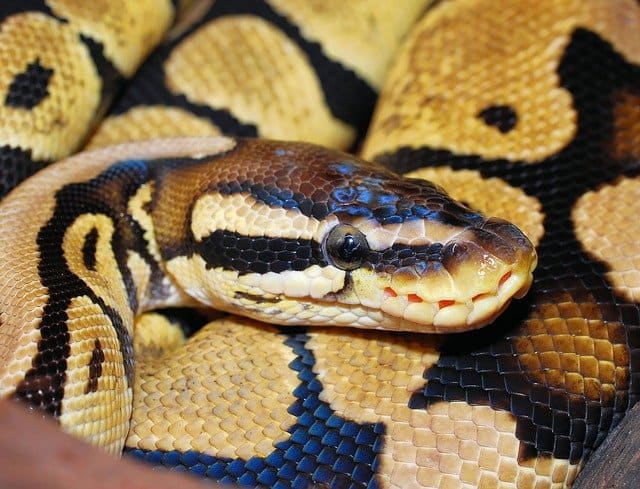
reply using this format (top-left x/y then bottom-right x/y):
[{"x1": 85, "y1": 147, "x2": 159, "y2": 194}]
[
  {"x1": 109, "y1": 0, "x2": 376, "y2": 146},
  {"x1": 15, "y1": 160, "x2": 157, "y2": 416},
  {"x1": 125, "y1": 332, "x2": 384, "y2": 487},
  {"x1": 234, "y1": 291, "x2": 281, "y2": 304},
  {"x1": 0, "y1": 2, "x2": 63, "y2": 23},
  {"x1": 400, "y1": 29, "x2": 640, "y2": 466},
  {"x1": 82, "y1": 228, "x2": 98, "y2": 271},
  {"x1": 366, "y1": 242, "x2": 444, "y2": 274},
  {"x1": 0, "y1": 145, "x2": 48, "y2": 199},
  {"x1": 198, "y1": 224, "x2": 454, "y2": 278},
  {"x1": 477, "y1": 105, "x2": 518, "y2": 133},
  {"x1": 198, "y1": 230, "x2": 327, "y2": 275},
  {"x1": 85, "y1": 338, "x2": 105, "y2": 394},
  {"x1": 79, "y1": 35, "x2": 123, "y2": 111},
  {"x1": 5, "y1": 60, "x2": 54, "y2": 109}
]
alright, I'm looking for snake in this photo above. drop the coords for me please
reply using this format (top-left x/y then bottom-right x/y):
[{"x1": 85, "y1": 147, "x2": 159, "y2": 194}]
[{"x1": 0, "y1": 1, "x2": 639, "y2": 488}]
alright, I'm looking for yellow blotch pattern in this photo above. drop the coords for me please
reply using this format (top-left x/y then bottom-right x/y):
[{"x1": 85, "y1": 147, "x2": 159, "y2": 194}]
[
  {"x1": 573, "y1": 176, "x2": 640, "y2": 302},
  {"x1": 62, "y1": 213, "x2": 134, "y2": 332},
  {"x1": 362, "y1": 0, "x2": 640, "y2": 163},
  {"x1": 127, "y1": 317, "x2": 299, "y2": 459},
  {"x1": 47, "y1": 0, "x2": 175, "y2": 77},
  {"x1": 85, "y1": 106, "x2": 222, "y2": 150},
  {"x1": 61, "y1": 295, "x2": 132, "y2": 455},
  {"x1": 164, "y1": 16, "x2": 355, "y2": 149},
  {"x1": 0, "y1": 13, "x2": 100, "y2": 161},
  {"x1": 266, "y1": 0, "x2": 432, "y2": 89},
  {"x1": 306, "y1": 328, "x2": 576, "y2": 488}
]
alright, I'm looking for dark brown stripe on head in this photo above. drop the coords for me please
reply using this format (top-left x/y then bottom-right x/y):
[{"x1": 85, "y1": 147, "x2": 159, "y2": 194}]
[
  {"x1": 197, "y1": 230, "x2": 326, "y2": 274},
  {"x1": 150, "y1": 139, "x2": 485, "y2": 263}
]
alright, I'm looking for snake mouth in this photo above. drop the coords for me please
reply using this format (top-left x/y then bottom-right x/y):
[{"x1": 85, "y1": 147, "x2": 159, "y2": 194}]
[
  {"x1": 347, "y1": 216, "x2": 538, "y2": 333},
  {"x1": 378, "y1": 256, "x2": 536, "y2": 333}
]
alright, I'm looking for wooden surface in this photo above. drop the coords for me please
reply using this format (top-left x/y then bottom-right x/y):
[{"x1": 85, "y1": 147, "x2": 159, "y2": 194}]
[
  {"x1": 574, "y1": 401, "x2": 640, "y2": 488},
  {"x1": 0, "y1": 399, "x2": 217, "y2": 489}
]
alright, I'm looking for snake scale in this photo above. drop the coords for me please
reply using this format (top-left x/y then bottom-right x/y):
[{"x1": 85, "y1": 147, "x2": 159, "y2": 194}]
[{"x1": 0, "y1": 1, "x2": 639, "y2": 488}]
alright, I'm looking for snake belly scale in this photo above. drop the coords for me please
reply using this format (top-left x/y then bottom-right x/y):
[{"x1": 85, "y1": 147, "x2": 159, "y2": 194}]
[{"x1": 0, "y1": 1, "x2": 639, "y2": 488}]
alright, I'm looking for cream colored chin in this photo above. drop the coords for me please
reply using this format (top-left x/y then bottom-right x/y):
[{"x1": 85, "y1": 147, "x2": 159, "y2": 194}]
[{"x1": 353, "y1": 265, "x2": 536, "y2": 334}]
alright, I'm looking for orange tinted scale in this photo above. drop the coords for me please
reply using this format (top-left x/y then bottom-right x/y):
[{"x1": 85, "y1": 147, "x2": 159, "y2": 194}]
[
  {"x1": 499, "y1": 271, "x2": 512, "y2": 286},
  {"x1": 384, "y1": 287, "x2": 398, "y2": 298},
  {"x1": 408, "y1": 294, "x2": 423, "y2": 303},
  {"x1": 472, "y1": 293, "x2": 491, "y2": 301},
  {"x1": 438, "y1": 300, "x2": 455, "y2": 308}
]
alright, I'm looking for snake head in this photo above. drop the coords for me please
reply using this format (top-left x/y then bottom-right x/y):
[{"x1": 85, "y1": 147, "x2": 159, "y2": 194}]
[
  {"x1": 313, "y1": 169, "x2": 538, "y2": 333},
  {"x1": 165, "y1": 139, "x2": 536, "y2": 334}
]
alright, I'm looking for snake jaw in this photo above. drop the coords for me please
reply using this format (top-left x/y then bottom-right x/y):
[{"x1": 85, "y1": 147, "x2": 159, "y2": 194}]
[{"x1": 336, "y1": 215, "x2": 538, "y2": 333}]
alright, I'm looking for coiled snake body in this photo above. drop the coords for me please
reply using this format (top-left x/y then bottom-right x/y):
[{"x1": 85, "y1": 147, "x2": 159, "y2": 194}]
[{"x1": 0, "y1": 1, "x2": 639, "y2": 488}]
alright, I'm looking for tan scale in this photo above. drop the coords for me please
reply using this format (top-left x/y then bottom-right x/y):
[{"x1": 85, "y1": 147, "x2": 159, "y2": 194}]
[
  {"x1": 46, "y1": 0, "x2": 175, "y2": 77},
  {"x1": 406, "y1": 167, "x2": 545, "y2": 247},
  {"x1": 164, "y1": 15, "x2": 356, "y2": 149},
  {"x1": 62, "y1": 214, "x2": 135, "y2": 334},
  {"x1": 133, "y1": 312, "x2": 187, "y2": 360},
  {"x1": 266, "y1": 0, "x2": 434, "y2": 89},
  {"x1": 61, "y1": 295, "x2": 132, "y2": 455},
  {"x1": 85, "y1": 106, "x2": 222, "y2": 150},
  {"x1": 0, "y1": 12, "x2": 101, "y2": 161},
  {"x1": 163, "y1": 257, "x2": 379, "y2": 328},
  {"x1": 190, "y1": 192, "x2": 338, "y2": 243},
  {"x1": 126, "y1": 318, "x2": 300, "y2": 459},
  {"x1": 573, "y1": 176, "x2": 640, "y2": 302},
  {"x1": 305, "y1": 328, "x2": 576, "y2": 489},
  {"x1": 0, "y1": 137, "x2": 238, "y2": 434},
  {"x1": 516, "y1": 289, "x2": 629, "y2": 406},
  {"x1": 361, "y1": 0, "x2": 640, "y2": 163}
]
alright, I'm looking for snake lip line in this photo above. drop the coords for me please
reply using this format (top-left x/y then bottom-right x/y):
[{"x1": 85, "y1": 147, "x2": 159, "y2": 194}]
[{"x1": 378, "y1": 264, "x2": 535, "y2": 332}]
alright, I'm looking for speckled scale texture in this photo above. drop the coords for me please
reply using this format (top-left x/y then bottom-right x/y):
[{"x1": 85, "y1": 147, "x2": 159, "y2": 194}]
[
  {"x1": 86, "y1": 0, "x2": 430, "y2": 152},
  {"x1": 0, "y1": 0, "x2": 639, "y2": 489},
  {"x1": 0, "y1": 0, "x2": 177, "y2": 199},
  {"x1": 127, "y1": 327, "x2": 384, "y2": 489},
  {"x1": 360, "y1": 0, "x2": 640, "y2": 486},
  {"x1": 126, "y1": 1, "x2": 640, "y2": 488}
]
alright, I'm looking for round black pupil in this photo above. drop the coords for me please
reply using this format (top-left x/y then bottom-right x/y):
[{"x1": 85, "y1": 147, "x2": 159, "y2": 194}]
[{"x1": 339, "y1": 234, "x2": 362, "y2": 262}]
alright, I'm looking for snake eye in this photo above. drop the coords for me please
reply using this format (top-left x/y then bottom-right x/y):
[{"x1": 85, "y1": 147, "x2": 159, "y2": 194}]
[{"x1": 324, "y1": 224, "x2": 370, "y2": 271}]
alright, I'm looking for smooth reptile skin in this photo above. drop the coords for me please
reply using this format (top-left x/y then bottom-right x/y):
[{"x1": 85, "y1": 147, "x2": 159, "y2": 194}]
[{"x1": 0, "y1": 1, "x2": 639, "y2": 488}]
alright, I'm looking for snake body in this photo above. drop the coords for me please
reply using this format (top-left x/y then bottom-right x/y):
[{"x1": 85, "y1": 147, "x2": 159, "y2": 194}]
[{"x1": 0, "y1": 1, "x2": 639, "y2": 488}]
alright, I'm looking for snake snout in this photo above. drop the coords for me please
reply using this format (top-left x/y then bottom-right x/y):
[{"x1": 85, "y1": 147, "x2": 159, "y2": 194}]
[
  {"x1": 468, "y1": 215, "x2": 537, "y2": 307},
  {"x1": 409, "y1": 216, "x2": 537, "y2": 331},
  {"x1": 477, "y1": 217, "x2": 536, "y2": 264}
]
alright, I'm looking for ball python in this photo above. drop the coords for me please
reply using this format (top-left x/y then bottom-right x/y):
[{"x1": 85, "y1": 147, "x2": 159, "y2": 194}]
[{"x1": 0, "y1": 1, "x2": 639, "y2": 488}]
